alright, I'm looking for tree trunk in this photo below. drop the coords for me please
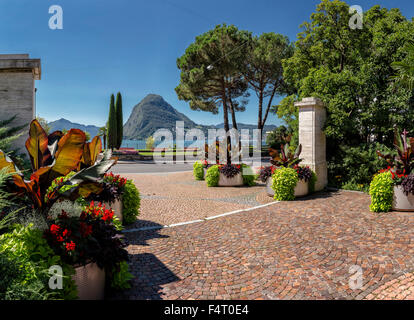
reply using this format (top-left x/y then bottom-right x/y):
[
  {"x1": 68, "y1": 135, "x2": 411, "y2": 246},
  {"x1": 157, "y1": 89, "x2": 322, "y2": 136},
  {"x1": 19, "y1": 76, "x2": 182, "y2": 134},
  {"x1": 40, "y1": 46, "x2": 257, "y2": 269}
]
[{"x1": 221, "y1": 80, "x2": 231, "y2": 164}]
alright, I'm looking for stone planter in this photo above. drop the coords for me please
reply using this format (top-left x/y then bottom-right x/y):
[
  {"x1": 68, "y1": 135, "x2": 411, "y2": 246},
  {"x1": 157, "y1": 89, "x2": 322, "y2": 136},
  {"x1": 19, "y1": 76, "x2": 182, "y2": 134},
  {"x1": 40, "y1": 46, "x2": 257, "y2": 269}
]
[
  {"x1": 392, "y1": 185, "x2": 414, "y2": 211},
  {"x1": 104, "y1": 198, "x2": 123, "y2": 223},
  {"x1": 266, "y1": 177, "x2": 274, "y2": 197},
  {"x1": 218, "y1": 172, "x2": 244, "y2": 187},
  {"x1": 266, "y1": 177, "x2": 309, "y2": 198},
  {"x1": 294, "y1": 180, "x2": 309, "y2": 197},
  {"x1": 72, "y1": 262, "x2": 105, "y2": 300}
]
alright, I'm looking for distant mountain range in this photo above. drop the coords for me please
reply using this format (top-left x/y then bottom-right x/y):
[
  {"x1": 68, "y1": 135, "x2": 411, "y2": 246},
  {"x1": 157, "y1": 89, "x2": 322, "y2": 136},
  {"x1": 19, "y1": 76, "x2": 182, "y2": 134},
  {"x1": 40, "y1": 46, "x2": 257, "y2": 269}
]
[
  {"x1": 48, "y1": 118, "x2": 100, "y2": 138},
  {"x1": 48, "y1": 94, "x2": 278, "y2": 140}
]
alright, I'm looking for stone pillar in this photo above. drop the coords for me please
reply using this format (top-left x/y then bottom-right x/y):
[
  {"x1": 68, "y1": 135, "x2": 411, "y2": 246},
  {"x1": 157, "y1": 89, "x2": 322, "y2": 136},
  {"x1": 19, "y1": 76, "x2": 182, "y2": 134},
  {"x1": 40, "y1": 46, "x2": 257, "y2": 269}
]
[
  {"x1": 0, "y1": 54, "x2": 41, "y2": 153},
  {"x1": 294, "y1": 97, "x2": 327, "y2": 191}
]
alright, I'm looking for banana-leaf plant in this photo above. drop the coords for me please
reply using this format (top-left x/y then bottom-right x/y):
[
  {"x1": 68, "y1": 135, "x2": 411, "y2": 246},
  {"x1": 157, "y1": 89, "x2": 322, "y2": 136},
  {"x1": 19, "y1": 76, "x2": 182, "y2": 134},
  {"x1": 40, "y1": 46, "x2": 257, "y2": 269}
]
[
  {"x1": 377, "y1": 129, "x2": 414, "y2": 174},
  {"x1": 269, "y1": 140, "x2": 302, "y2": 168},
  {"x1": 0, "y1": 119, "x2": 115, "y2": 213}
]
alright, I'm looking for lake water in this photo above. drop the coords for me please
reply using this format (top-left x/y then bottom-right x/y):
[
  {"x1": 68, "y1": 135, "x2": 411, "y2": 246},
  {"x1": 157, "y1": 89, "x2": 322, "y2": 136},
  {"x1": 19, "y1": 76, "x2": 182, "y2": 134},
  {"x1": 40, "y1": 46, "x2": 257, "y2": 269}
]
[{"x1": 121, "y1": 139, "x2": 266, "y2": 150}]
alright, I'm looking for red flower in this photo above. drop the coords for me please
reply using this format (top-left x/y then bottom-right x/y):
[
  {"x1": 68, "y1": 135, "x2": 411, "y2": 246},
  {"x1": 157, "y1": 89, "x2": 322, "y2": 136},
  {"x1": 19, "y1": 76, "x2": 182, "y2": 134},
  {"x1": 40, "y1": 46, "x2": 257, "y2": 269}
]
[
  {"x1": 62, "y1": 229, "x2": 71, "y2": 237},
  {"x1": 65, "y1": 241, "x2": 76, "y2": 252},
  {"x1": 56, "y1": 236, "x2": 64, "y2": 242},
  {"x1": 50, "y1": 224, "x2": 60, "y2": 235}
]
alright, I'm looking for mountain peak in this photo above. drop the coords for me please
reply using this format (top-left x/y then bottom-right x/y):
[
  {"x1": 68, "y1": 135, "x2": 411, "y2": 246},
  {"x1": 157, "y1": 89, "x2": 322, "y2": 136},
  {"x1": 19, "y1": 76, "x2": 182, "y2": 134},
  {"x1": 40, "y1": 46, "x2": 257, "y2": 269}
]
[{"x1": 123, "y1": 95, "x2": 196, "y2": 140}]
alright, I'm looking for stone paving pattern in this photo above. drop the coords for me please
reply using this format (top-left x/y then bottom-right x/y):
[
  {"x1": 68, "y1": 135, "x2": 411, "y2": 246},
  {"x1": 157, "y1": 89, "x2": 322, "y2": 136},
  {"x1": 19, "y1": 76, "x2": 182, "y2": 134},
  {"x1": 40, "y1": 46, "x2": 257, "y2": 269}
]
[
  {"x1": 115, "y1": 189, "x2": 414, "y2": 300},
  {"x1": 125, "y1": 172, "x2": 272, "y2": 229}
]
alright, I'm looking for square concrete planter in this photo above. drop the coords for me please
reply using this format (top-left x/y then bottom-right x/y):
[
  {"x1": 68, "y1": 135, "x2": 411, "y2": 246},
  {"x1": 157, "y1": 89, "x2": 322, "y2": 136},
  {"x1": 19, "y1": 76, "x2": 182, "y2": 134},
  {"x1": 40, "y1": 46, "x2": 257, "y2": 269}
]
[
  {"x1": 266, "y1": 177, "x2": 309, "y2": 198},
  {"x1": 218, "y1": 172, "x2": 244, "y2": 187},
  {"x1": 72, "y1": 262, "x2": 105, "y2": 300},
  {"x1": 104, "y1": 198, "x2": 123, "y2": 223},
  {"x1": 392, "y1": 185, "x2": 414, "y2": 211}
]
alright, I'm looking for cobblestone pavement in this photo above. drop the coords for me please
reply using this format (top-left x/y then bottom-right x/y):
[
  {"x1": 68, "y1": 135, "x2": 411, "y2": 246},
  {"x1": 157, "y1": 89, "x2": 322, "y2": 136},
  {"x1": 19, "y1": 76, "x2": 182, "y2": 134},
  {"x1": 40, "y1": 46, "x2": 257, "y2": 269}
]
[
  {"x1": 124, "y1": 172, "x2": 273, "y2": 229},
  {"x1": 114, "y1": 190, "x2": 414, "y2": 300}
]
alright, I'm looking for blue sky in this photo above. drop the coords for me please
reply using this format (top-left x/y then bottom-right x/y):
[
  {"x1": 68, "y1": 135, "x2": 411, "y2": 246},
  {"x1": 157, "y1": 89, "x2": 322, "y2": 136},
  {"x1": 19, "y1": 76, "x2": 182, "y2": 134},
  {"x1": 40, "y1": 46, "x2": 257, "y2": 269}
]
[{"x1": 1, "y1": 0, "x2": 413, "y2": 127}]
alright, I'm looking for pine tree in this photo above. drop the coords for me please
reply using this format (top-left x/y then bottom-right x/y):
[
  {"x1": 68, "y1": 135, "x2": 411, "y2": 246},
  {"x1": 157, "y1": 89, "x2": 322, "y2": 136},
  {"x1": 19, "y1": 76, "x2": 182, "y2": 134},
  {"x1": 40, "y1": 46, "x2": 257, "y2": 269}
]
[
  {"x1": 107, "y1": 94, "x2": 117, "y2": 150},
  {"x1": 115, "y1": 92, "x2": 123, "y2": 149}
]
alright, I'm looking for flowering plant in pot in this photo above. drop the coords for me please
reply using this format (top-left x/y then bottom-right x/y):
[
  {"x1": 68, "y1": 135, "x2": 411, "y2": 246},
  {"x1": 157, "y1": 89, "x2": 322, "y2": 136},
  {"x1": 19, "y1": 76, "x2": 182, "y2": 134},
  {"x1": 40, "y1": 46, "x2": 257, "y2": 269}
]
[
  {"x1": 85, "y1": 172, "x2": 127, "y2": 222},
  {"x1": 374, "y1": 129, "x2": 414, "y2": 212},
  {"x1": 265, "y1": 141, "x2": 316, "y2": 198},
  {"x1": 43, "y1": 201, "x2": 130, "y2": 299}
]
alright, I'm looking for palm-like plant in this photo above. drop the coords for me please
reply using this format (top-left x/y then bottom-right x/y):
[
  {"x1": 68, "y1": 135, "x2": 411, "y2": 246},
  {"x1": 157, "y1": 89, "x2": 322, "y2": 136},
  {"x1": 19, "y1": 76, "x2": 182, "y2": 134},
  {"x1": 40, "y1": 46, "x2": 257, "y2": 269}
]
[
  {"x1": 0, "y1": 119, "x2": 115, "y2": 213},
  {"x1": 391, "y1": 41, "x2": 414, "y2": 91},
  {"x1": 269, "y1": 134, "x2": 302, "y2": 168},
  {"x1": 377, "y1": 129, "x2": 414, "y2": 174}
]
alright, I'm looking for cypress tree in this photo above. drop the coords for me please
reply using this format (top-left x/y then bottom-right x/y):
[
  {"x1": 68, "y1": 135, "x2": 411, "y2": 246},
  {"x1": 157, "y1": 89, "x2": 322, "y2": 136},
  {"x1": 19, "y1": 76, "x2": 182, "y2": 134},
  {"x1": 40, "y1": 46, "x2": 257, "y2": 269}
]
[
  {"x1": 115, "y1": 92, "x2": 123, "y2": 149},
  {"x1": 107, "y1": 94, "x2": 117, "y2": 150}
]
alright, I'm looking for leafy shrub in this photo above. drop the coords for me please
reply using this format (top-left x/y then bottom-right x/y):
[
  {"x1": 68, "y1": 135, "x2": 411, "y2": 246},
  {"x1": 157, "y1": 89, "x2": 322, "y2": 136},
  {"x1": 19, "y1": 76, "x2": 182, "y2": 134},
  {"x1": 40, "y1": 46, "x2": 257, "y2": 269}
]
[
  {"x1": 272, "y1": 167, "x2": 299, "y2": 201},
  {"x1": 309, "y1": 170, "x2": 317, "y2": 194},
  {"x1": 241, "y1": 164, "x2": 256, "y2": 186},
  {"x1": 0, "y1": 252, "x2": 48, "y2": 300},
  {"x1": 401, "y1": 174, "x2": 414, "y2": 196},
  {"x1": 218, "y1": 164, "x2": 241, "y2": 178},
  {"x1": 296, "y1": 166, "x2": 312, "y2": 182},
  {"x1": 369, "y1": 171, "x2": 394, "y2": 212},
  {"x1": 111, "y1": 260, "x2": 133, "y2": 290},
  {"x1": 258, "y1": 166, "x2": 273, "y2": 183},
  {"x1": 328, "y1": 143, "x2": 389, "y2": 190},
  {"x1": 0, "y1": 224, "x2": 77, "y2": 300},
  {"x1": 193, "y1": 161, "x2": 204, "y2": 180},
  {"x1": 122, "y1": 180, "x2": 141, "y2": 225},
  {"x1": 206, "y1": 165, "x2": 220, "y2": 187},
  {"x1": 44, "y1": 203, "x2": 129, "y2": 275}
]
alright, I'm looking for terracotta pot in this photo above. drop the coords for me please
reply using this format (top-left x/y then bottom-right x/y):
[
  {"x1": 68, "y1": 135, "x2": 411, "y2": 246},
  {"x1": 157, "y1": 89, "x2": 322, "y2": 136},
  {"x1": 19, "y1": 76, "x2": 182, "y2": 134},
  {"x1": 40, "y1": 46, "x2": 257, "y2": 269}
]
[
  {"x1": 218, "y1": 172, "x2": 244, "y2": 187},
  {"x1": 392, "y1": 185, "x2": 414, "y2": 211},
  {"x1": 266, "y1": 177, "x2": 309, "y2": 198},
  {"x1": 72, "y1": 262, "x2": 105, "y2": 300},
  {"x1": 104, "y1": 198, "x2": 123, "y2": 223}
]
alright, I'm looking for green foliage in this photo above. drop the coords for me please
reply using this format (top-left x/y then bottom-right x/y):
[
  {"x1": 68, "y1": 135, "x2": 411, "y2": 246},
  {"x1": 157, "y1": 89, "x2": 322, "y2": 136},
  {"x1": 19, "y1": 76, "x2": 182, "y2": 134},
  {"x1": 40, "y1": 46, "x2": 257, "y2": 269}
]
[
  {"x1": 266, "y1": 125, "x2": 291, "y2": 149},
  {"x1": 176, "y1": 24, "x2": 251, "y2": 161},
  {"x1": 0, "y1": 224, "x2": 77, "y2": 300},
  {"x1": 369, "y1": 171, "x2": 394, "y2": 212},
  {"x1": 392, "y1": 40, "x2": 414, "y2": 90},
  {"x1": 146, "y1": 136, "x2": 155, "y2": 150},
  {"x1": 122, "y1": 180, "x2": 140, "y2": 225},
  {"x1": 111, "y1": 260, "x2": 133, "y2": 290},
  {"x1": 271, "y1": 167, "x2": 298, "y2": 201},
  {"x1": 206, "y1": 165, "x2": 220, "y2": 187},
  {"x1": 276, "y1": 0, "x2": 414, "y2": 186},
  {"x1": 328, "y1": 143, "x2": 390, "y2": 189},
  {"x1": 115, "y1": 92, "x2": 123, "y2": 149},
  {"x1": 107, "y1": 94, "x2": 117, "y2": 150},
  {"x1": 241, "y1": 164, "x2": 256, "y2": 186},
  {"x1": 308, "y1": 170, "x2": 317, "y2": 194},
  {"x1": 0, "y1": 115, "x2": 25, "y2": 157},
  {"x1": 193, "y1": 161, "x2": 204, "y2": 180},
  {"x1": 244, "y1": 33, "x2": 294, "y2": 130}
]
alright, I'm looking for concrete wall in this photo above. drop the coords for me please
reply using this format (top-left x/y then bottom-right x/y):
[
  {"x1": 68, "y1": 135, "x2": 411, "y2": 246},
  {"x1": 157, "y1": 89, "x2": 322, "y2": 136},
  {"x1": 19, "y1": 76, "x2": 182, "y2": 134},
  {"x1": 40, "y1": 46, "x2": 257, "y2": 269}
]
[{"x1": 0, "y1": 54, "x2": 41, "y2": 154}]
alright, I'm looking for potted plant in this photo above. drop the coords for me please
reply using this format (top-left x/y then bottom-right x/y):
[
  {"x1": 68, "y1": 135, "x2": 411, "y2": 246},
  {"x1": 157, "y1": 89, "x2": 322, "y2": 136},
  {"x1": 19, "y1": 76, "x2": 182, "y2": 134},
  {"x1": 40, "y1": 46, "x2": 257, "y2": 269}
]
[
  {"x1": 43, "y1": 202, "x2": 129, "y2": 300},
  {"x1": 193, "y1": 160, "x2": 211, "y2": 181},
  {"x1": 206, "y1": 164, "x2": 243, "y2": 187},
  {"x1": 263, "y1": 140, "x2": 316, "y2": 198},
  {"x1": 376, "y1": 129, "x2": 414, "y2": 211},
  {"x1": 85, "y1": 172, "x2": 127, "y2": 223}
]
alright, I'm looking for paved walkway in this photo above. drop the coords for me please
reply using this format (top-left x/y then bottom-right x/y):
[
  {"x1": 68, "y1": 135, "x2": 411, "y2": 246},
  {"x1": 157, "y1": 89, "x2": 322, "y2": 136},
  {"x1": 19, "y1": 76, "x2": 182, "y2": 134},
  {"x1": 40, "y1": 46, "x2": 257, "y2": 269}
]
[
  {"x1": 124, "y1": 172, "x2": 273, "y2": 229},
  {"x1": 115, "y1": 189, "x2": 414, "y2": 300}
]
